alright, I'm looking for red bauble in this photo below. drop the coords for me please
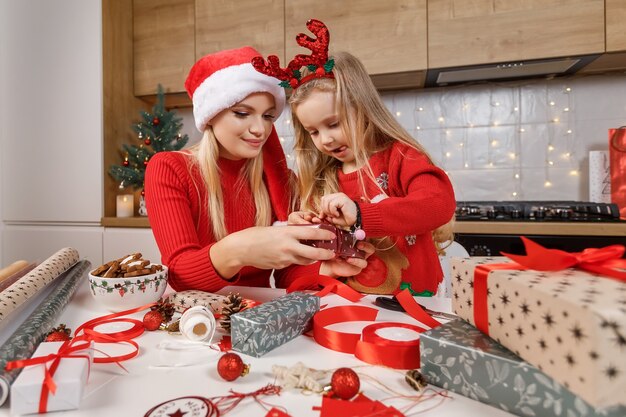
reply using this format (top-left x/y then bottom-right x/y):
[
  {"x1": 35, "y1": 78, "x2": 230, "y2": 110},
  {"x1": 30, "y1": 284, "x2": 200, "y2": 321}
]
[
  {"x1": 315, "y1": 67, "x2": 325, "y2": 76},
  {"x1": 217, "y1": 353, "x2": 249, "y2": 381},
  {"x1": 141, "y1": 190, "x2": 145, "y2": 196},
  {"x1": 144, "y1": 138, "x2": 151, "y2": 145},
  {"x1": 123, "y1": 160, "x2": 129, "y2": 166},
  {"x1": 330, "y1": 368, "x2": 360, "y2": 400},
  {"x1": 152, "y1": 117, "x2": 160, "y2": 125}
]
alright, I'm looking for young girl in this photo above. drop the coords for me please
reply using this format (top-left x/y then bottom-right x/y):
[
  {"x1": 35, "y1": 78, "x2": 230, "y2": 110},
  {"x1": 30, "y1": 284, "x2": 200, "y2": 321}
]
[
  {"x1": 145, "y1": 46, "x2": 372, "y2": 292},
  {"x1": 288, "y1": 51, "x2": 456, "y2": 295}
]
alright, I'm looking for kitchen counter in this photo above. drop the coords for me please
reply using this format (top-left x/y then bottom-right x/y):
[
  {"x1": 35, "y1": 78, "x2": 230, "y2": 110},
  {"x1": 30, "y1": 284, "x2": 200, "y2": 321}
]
[{"x1": 454, "y1": 221, "x2": 626, "y2": 236}]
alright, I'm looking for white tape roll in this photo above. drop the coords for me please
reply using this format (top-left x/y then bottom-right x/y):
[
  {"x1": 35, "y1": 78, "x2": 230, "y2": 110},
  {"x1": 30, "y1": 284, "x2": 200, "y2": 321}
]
[{"x1": 179, "y1": 306, "x2": 216, "y2": 343}]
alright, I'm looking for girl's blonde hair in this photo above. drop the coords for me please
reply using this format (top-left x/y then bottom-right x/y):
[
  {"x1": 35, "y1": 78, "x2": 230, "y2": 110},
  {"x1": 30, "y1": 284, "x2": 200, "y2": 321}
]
[
  {"x1": 289, "y1": 51, "x2": 453, "y2": 253},
  {"x1": 185, "y1": 127, "x2": 272, "y2": 241}
]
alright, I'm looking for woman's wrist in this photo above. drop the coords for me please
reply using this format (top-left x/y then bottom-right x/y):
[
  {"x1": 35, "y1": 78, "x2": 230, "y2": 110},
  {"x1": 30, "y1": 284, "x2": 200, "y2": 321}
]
[{"x1": 209, "y1": 234, "x2": 244, "y2": 279}]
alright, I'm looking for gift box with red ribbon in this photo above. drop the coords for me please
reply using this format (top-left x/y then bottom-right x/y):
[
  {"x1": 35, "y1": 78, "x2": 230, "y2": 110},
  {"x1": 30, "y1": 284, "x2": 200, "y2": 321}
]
[
  {"x1": 10, "y1": 340, "x2": 93, "y2": 415},
  {"x1": 451, "y1": 237, "x2": 626, "y2": 409}
]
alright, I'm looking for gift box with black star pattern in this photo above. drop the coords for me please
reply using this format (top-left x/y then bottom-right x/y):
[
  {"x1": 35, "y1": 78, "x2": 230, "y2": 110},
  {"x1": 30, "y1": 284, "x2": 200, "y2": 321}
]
[{"x1": 451, "y1": 256, "x2": 626, "y2": 409}]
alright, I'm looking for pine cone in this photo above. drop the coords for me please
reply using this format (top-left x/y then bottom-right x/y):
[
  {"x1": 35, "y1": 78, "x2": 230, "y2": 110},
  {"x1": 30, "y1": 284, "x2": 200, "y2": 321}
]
[
  {"x1": 405, "y1": 369, "x2": 426, "y2": 391},
  {"x1": 151, "y1": 299, "x2": 176, "y2": 324},
  {"x1": 220, "y1": 292, "x2": 244, "y2": 332},
  {"x1": 165, "y1": 319, "x2": 180, "y2": 333}
]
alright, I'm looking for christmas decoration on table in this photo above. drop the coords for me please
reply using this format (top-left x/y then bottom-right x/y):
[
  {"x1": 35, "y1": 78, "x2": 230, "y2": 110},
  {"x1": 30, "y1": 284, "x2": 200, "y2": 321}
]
[
  {"x1": 230, "y1": 292, "x2": 319, "y2": 357},
  {"x1": 44, "y1": 324, "x2": 72, "y2": 342},
  {"x1": 420, "y1": 319, "x2": 626, "y2": 417},
  {"x1": 252, "y1": 19, "x2": 334, "y2": 90},
  {"x1": 164, "y1": 290, "x2": 257, "y2": 332},
  {"x1": 217, "y1": 352, "x2": 249, "y2": 381},
  {"x1": 9, "y1": 340, "x2": 94, "y2": 415},
  {"x1": 327, "y1": 368, "x2": 360, "y2": 400},
  {"x1": 451, "y1": 237, "x2": 626, "y2": 409},
  {"x1": 108, "y1": 84, "x2": 189, "y2": 214},
  {"x1": 144, "y1": 384, "x2": 283, "y2": 417},
  {"x1": 143, "y1": 299, "x2": 176, "y2": 331},
  {"x1": 314, "y1": 394, "x2": 406, "y2": 417}
]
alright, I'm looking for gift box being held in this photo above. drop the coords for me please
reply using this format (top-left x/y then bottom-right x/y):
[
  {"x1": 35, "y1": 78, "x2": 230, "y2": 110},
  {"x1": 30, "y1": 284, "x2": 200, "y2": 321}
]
[
  {"x1": 451, "y1": 239, "x2": 626, "y2": 409},
  {"x1": 420, "y1": 319, "x2": 626, "y2": 417},
  {"x1": 230, "y1": 292, "x2": 319, "y2": 357},
  {"x1": 10, "y1": 340, "x2": 93, "y2": 415}
]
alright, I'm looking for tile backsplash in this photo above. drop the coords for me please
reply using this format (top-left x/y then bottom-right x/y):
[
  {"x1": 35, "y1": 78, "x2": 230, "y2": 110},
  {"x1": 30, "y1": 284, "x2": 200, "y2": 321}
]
[{"x1": 179, "y1": 73, "x2": 626, "y2": 202}]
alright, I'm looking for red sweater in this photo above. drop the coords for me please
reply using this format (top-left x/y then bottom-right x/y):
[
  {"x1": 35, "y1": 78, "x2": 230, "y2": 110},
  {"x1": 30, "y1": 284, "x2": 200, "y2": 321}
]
[
  {"x1": 338, "y1": 142, "x2": 456, "y2": 293},
  {"x1": 144, "y1": 151, "x2": 316, "y2": 292}
]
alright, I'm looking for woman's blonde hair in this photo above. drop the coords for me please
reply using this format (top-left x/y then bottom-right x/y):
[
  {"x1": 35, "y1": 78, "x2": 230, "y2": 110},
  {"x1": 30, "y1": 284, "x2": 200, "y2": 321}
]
[
  {"x1": 185, "y1": 127, "x2": 272, "y2": 241},
  {"x1": 289, "y1": 51, "x2": 453, "y2": 252}
]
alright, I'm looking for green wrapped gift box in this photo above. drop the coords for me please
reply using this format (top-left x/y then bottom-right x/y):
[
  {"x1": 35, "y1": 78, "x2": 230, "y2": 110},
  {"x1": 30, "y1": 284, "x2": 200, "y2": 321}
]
[
  {"x1": 420, "y1": 319, "x2": 626, "y2": 417},
  {"x1": 230, "y1": 292, "x2": 319, "y2": 357}
]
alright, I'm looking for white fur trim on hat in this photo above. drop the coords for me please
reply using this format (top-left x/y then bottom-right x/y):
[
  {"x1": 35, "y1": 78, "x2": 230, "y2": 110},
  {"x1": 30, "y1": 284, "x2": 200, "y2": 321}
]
[{"x1": 192, "y1": 63, "x2": 286, "y2": 132}]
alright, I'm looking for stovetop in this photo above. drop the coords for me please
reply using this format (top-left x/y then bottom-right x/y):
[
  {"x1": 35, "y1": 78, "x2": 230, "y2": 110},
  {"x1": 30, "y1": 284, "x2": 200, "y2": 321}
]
[{"x1": 455, "y1": 201, "x2": 623, "y2": 222}]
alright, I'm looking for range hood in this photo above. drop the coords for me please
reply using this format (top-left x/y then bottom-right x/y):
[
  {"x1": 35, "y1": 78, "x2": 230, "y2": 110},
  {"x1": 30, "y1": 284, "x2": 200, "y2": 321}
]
[{"x1": 424, "y1": 54, "x2": 600, "y2": 87}]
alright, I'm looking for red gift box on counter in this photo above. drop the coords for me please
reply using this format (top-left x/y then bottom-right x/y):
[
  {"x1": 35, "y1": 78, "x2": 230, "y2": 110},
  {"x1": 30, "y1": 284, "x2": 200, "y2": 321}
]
[{"x1": 451, "y1": 237, "x2": 626, "y2": 409}]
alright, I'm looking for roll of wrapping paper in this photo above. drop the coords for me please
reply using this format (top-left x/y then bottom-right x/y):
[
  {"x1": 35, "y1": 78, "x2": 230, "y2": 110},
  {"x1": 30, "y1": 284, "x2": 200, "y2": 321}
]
[
  {"x1": 0, "y1": 263, "x2": 37, "y2": 293},
  {"x1": 0, "y1": 248, "x2": 79, "y2": 323},
  {"x1": 0, "y1": 259, "x2": 91, "y2": 406},
  {"x1": 0, "y1": 260, "x2": 29, "y2": 284}
]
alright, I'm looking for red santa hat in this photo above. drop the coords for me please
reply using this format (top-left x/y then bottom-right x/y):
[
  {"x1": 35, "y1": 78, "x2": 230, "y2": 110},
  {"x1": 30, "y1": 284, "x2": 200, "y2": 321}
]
[{"x1": 185, "y1": 46, "x2": 286, "y2": 132}]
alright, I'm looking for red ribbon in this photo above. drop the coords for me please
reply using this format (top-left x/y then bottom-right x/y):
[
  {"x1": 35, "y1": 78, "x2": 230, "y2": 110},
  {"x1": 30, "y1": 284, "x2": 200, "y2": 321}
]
[
  {"x1": 313, "y1": 289, "x2": 440, "y2": 369},
  {"x1": 473, "y1": 237, "x2": 626, "y2": 335},
  {"x1": 287, "y1": 275, "x2": 364, "y2": 302},
  {"x1": 5, "y1": 337, "x2": 93, "y2": 413}
]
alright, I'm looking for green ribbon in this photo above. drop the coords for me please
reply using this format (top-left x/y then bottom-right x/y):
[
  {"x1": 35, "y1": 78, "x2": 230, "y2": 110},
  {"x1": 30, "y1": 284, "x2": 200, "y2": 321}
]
[{"x1": 399, "y1": 282, "x2": 433, "y2": 297}]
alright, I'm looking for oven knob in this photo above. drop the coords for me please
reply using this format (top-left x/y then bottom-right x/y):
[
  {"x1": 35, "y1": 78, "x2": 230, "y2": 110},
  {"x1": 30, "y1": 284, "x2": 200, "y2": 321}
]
[
  {"x1": 470, "y1": 245, "x2": 492, "y2": 256},
  {"x1": 559, "y1": 209, "x2": 571, "y2": 219},
  {"x1": 487, "y1": 209, "x2": 497, "y2": 219},
  {"x1": 510, "y1": 209, "x2": 521, "y2": 219},
  {"x1": 535, "y1": 207, "x2": 546, "y2": 219}
]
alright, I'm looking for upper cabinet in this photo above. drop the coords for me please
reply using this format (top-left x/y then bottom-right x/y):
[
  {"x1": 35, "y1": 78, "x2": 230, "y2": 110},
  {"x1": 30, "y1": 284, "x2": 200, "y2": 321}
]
[
  {"x1": 428, "y1": 0, "x2": 605, "y2": 69},
  {"x1": 285, "y1": 0, "x2": 427, "y2": 88},
  {"x1": 134, "y1": 0, "x2": 195, "y2": 96},
  {"x1": 607, "y1": 0, "x2": 626, "y2": 52},
  {"x1": 196, "y1": 0, "x2": 284, "y2": 61},
  {"x1": 133, "y1": 0, "x2": 284, "y2": 97}
]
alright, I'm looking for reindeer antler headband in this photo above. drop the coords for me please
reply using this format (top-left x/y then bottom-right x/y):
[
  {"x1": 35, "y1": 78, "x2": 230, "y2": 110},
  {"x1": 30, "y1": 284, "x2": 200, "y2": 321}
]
[{"x1": 252, "y1": 19, "x2": 334, "y2": 90}]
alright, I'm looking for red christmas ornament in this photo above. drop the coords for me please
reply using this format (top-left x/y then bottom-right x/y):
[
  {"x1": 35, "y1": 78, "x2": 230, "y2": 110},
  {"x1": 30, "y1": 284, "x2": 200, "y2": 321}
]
[
  {"x1": 217, "y1": 352, "x2": 249, "y2": 381},
  {"x1": 152, "y1": 117, "x2": 160, "y2": 125},
  {"x1": 141, "y1": 189, "x2": 145, "y2": 196},
  {"x1": 123, "y1": 160, "x2": 129, "y2": 166},
  {"x1": 330, "y1": 368, "x2": 360, "y2": 400},
  {"x1": 144, "y1": 138, "x2": 151, "y2": 145},
  {"x1": 143, "y1": 158, "x2": 149, "y2": 166},
  {"x1": 315, "y1": 66, "x2": 325, "y2": 76}
]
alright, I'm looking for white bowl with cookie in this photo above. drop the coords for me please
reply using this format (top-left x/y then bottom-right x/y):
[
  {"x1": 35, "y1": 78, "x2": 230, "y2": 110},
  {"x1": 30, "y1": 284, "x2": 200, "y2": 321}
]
[{"x1": 88, "y1": 253, "x2": 168, "y2": 312}]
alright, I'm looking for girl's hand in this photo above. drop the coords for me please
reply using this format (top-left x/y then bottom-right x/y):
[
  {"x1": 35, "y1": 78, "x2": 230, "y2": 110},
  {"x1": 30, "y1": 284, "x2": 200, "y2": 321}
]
[
  {"x1": 319, "y1": 240, "x2": 375, "y2": 277},
  {"x1": 288, "y1": 211, "x2": 322, "y2": 225},
  {"x1": 211, "y1": 225, "x2": 336, "y2": 277},
  {"x1": 319, "y1": 193, "x2": 357, "y2": 227}
]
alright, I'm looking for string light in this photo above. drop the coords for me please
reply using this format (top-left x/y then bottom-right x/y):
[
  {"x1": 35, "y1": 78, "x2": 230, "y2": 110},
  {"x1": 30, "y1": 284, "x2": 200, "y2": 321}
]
[
  {"x1": 569, "y1": 170, "x2": 579, "y2": 176},
  {"x1": 548, "y1": 145, "x2": 555, "y2": 151},
  {"x1": 438, "y1": 117, "x2": 445, "y2": 123},
  {"x1": 491, "y1": 140, "x2": 499, "y2": 147},
  {"x1": 279, "y1": 136, "x2": 285, "y2": 143},
  {"x1": 544, "y1": 181, "x2": 552, "y2": 187},
  {"x1": 509, "y1": 153, "x2": 517, "y2": 160},
  {"x1": 396, "y1": 111, "x2": 402, "y2": 117},
  {"x1": 549, "y1": 101, "x2": 556, "y2": 106},
  {"x1": 552, "y1": 118, "x2": 560, "y2": 123}
]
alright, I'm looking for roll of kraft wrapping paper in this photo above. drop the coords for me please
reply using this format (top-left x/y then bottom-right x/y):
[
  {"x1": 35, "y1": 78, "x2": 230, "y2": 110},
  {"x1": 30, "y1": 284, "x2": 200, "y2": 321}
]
[
  {"x1": 0, "y1": 263, "x2": 37, "y2": 293},
  {"x1": 0, "y1": 247, "x2": 79, "y2": 323},
  {"x1": 0, "y1": 259, "x2": 91, "y2": 406},
  {"x1": 0, "y1": 260, "x2": 29, "y2": 284}
]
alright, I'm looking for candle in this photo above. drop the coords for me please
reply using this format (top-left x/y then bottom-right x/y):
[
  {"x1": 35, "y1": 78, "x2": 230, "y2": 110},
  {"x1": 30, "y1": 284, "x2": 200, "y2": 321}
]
[{"x1": 116, "y1": 194, "x2": 134, "y2": 217}]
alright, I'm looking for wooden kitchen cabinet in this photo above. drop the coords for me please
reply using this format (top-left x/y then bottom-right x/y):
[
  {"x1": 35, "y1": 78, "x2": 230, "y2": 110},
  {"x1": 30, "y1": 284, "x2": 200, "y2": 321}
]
[
  {"x1": 428, "y1": 0, "x2": 605, "y2": 69},
  {"x1": 607, "y1": 0, "x2": 626, "y2": 52},
  {"x1": 133, "y1": 0, "x2": 195, "y2": 96},
  {"x1": 196, "y1": 0, "x2": 284, "y2": 62},
  {"x1": 285, "y1": 0, "x2": 428, "y2": 89}
]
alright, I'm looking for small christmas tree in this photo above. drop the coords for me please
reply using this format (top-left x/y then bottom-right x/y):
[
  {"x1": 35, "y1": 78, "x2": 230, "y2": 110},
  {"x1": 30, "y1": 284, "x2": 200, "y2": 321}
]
[{"x1": 109, "y1": 85, "x2": 189, "y2": 192}]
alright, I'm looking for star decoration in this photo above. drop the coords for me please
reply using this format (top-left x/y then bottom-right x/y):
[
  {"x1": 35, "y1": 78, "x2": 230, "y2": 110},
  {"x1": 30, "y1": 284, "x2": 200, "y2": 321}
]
[
  {"x1": 569, "y1": 324, "x2": 586, "y2": 341},
  {"x1": 168, "y1": 409, "x2": 187, "y2": 417},
  {"x1": 542, "y1": 312, "x2": 556, "y2": 328}
]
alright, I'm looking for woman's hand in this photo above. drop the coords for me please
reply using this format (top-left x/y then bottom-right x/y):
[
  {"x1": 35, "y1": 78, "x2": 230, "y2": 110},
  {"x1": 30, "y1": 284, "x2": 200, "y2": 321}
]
[
  {"x1": 210, "y1": 225, "x2": 337, "y2": 277},
  {"x1": 287, "y1": 211, "x2": 322, "y2": 225},
  {"x1": 319, "y1": 193, "x2": 357, "y2": 227},
  {"x1": 319, "y1": 240, "x2": 375, "y2": 278}
]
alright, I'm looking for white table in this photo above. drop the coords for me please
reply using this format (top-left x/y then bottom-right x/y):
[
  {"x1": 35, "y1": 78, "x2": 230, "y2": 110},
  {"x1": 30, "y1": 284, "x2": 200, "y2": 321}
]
[{"x1": 1, "y1": 280, "x2": 515, "y2": 417}]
